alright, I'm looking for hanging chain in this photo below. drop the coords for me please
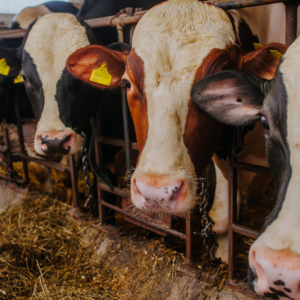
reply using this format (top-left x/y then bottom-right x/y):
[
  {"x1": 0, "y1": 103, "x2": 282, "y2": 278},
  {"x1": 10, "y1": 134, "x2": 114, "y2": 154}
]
[
  {"x1": 234, "y1": 127, "x2": 247, "y2": 159},
  {"x1": 194, "y1": 171, "x2": 221, "y2": 268},
  {"x1": 81, "y1": 132, "x2": 94, "y2": 211}
]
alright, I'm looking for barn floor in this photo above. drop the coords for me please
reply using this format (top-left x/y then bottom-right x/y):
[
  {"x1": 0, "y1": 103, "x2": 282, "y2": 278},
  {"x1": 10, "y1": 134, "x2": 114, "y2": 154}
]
[{"x1": 0, "y1": 181, "x2": 267, "y2": 300}]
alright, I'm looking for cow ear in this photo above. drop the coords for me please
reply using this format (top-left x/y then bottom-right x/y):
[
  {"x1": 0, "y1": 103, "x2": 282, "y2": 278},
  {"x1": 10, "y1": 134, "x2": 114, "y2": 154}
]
[
  {"x1": 0, "y1": 47, "x2": 22, "y2": 82},
  {"x1": 191, "y1": 70, "x2": 268, "y2": 126},
  {"x1": 66, "y1": 44, "x2": 127, "y2": 89},
  {"x1": 241, "y1": 43, "x2": 288, "y2": 79}
]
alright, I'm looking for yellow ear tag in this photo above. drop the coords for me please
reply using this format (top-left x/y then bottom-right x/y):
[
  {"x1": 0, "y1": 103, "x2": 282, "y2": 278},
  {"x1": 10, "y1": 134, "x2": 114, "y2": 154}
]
[
  {"x1": 0, "y1": 58, "x2": 10, "y2": 76},
  {"x1": 90, "y1": 62, "x2": 112, "y2": 86},
  {"x1": 253, "y1": 43, "x2": 263, "y2": 50},
  {"x1": 14, "y1": 74, "x2": 24, "y2": 84},
  {"x1": 269, "y1": 50, "x2": 283, "y2": 60}
]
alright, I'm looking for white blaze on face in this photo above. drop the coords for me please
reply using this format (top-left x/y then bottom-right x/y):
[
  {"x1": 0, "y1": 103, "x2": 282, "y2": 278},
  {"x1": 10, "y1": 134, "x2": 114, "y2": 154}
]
[
  {"x1": 131, "y1": 0, "x2": 236, "y2": 211},
  {"x1": 250, "y1": 36, "x2": 300, "y2": 257},
  {"x1": 24, "y1": 13, "x2": 90, "y2": 154}
]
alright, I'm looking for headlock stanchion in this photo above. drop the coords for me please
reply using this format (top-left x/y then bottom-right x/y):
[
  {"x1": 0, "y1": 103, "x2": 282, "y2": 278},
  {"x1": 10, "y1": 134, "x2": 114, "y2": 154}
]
[{"x1": 0, "y1": 0, "x2": 298, "y2": 284}]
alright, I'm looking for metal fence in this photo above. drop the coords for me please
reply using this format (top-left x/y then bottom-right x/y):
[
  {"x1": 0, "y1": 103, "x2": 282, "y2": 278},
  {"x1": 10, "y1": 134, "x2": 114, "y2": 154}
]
[{"x1": 0, "y1": 0, "x2": 297, "y2": 288}]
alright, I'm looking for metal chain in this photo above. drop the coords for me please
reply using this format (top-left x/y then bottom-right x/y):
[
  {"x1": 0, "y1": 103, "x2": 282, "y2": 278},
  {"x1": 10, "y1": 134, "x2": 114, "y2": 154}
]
[
  {"x1": 194, "y1": 171, "x2": 221, "y2": 268},
  {"x1": 234, "y1": 127, "x2": 247, "y2": 159},
  {"x1": 81, "y1": 132, "x2": 94, "y2": 211}
]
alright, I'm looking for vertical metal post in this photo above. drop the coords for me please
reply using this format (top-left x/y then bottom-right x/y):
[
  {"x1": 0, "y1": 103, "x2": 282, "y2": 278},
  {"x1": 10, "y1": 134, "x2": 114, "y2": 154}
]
[
  {"x1": 69, "y1": 155, "x2": 79, "y2": 208},
  {"x1": 3, "y1": 127, "x2": 13, "y2": 171},
  {"x1": 117, "y1": 23, "x2": 131, "y2": 172},
  {"x1": 185, "y1": 213, "x2": 193, "y2": 261},
  {"x1": 285, "y1": 1, "x2": 298, "y2": 46},
  {"x1": 14, "y1": 86, "x2": 29, "y2": 184},
  {"x1": 94, "y1": 105, "x2": 105, "y2": 224},
  {"x1": 228, "y1": 130, "x2": 238, "y2": 282}
]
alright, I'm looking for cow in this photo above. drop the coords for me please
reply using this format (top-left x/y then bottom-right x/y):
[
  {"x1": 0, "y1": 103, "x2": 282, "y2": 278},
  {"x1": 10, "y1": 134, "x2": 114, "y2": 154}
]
[
  {"x1": 191, "y1": 34, "x2": 300, "y2": 300},
  {"x1": 65, "y1": 0, "x2": 287, "y2": 260}
]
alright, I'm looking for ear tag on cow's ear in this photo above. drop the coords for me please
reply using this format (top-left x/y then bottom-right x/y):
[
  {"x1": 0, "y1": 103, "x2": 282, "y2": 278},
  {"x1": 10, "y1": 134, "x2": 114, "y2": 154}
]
[
  {"x1": 14, "y1": 74, "x2": 24, "y2": 84},
  {"x1": 90, "y1": 62, "x2": 112, "y2": 86},
  {"x1": 0, "y1": 58, "x2": 10, "y2": 76},
  {"x1": 269, "y1": 50, "x2": 283, "y2": 60},
  {"x1": 253, "y1": 43, "x2": 263, "y2": 50}
]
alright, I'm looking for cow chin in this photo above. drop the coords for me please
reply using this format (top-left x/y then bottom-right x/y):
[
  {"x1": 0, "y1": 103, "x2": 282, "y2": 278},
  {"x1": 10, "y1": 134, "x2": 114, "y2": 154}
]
[
  {"x1": 130, "y1": 170, "x2": 197, "y2": 215},
  {"x1": 34, "y1": 129, "x2": 82, "y2": 156}
]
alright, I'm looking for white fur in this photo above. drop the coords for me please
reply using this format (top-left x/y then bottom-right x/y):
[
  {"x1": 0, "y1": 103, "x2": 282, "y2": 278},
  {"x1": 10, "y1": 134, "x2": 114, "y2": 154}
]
[
  {"x1": 24, "y1": 13, "x2": 89, "y2": 155},
  {"x1": 131, "y1": 0, "x2": 236, "y2": 212},
  {"x1": 250, "y1": 36, "x2": 300, "y2": 256}
]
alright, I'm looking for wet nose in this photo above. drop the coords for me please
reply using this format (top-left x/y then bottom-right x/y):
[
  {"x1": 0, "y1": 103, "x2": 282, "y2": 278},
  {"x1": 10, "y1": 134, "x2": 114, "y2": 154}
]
[
  {"x1": 36, "y1": 132, "x2": 74, "y2": 155},
  {"x1": 132, "y1": 179, "x2": 186, "y2": 212},
  {"x1": 250, "y1": 247, "x2": 300, "y2": 299}
]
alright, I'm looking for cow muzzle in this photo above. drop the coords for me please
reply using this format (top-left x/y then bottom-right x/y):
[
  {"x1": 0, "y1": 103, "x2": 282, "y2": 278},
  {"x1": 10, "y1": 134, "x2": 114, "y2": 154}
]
[
  {"x1": 131, "y1": 172, "x2": 195, "y2": 214},
  {"x1": 249, "y1": 246, "x2": 300, "y2": 299},
  {"x1": 35, "y1": 130, "x2": 82, "y2": 155}
]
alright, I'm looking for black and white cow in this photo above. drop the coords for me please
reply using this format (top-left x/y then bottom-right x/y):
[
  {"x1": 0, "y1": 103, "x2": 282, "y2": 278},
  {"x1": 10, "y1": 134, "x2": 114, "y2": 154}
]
[{"x1": 192, "y1": 35, "x2": 300, "y2": 299}]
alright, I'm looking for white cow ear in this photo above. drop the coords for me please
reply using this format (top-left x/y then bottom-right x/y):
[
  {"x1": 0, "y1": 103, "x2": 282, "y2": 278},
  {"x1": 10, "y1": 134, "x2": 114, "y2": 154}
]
[{"x1": 191, "y1": 70, "x2": 268, "y2": 126}]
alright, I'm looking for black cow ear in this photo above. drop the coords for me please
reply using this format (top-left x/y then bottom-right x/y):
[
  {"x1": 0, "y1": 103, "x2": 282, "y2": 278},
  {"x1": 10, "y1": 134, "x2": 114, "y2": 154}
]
[
  {"x1": 107, "y1": 42, "x2": 131, "y2": 55},
  {"x1": 0, "y1": 47, "x2": 22, "y2": 82},
  {"x1": 191, "y1": 70, "x2": 269, "y2": 126}
]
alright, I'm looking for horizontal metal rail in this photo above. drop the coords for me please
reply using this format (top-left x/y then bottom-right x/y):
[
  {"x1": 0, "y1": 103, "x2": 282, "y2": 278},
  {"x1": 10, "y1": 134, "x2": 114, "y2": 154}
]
[
  {"x1": 101, "y1": 199, "x2": 187, "y2": 239},
  {"x1": 232, "y1": 224, "x2": 259, "y2": 239},
  {"x1": 98, "y1": 136, "x2": 138, "y2": 151},
  {"x1": 232, "y1": 162, "x2": 271, "y2": 176},
  {"x1": 0, "y1": 0, "x2": 296, "y2": 39}
]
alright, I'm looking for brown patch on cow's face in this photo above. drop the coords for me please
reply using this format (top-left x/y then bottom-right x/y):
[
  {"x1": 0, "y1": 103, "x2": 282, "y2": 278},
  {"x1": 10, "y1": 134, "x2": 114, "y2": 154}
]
[{"x1": 125, "y1": 49, "x2": 148, "y2": 165}]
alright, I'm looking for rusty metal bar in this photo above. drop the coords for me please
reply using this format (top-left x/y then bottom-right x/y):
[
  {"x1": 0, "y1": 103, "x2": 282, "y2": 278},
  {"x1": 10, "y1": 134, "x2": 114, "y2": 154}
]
[
  {"x1": 19, "y1": 118, "x2": 36, "y2": 124},
  {"x1": 217, "y1": 0, "x2": 293, "y2": 10},
  {"x1": 232, "y1": 162, "x2": 271, "y2": 176},
  {"x1": 97, "y1": 136, "x2": 138, "y2": 150},
  {"x1": 0, "y1": 172, "x2": 26, "y2": 185},
  {"x1": 98, "y1": 181, "x2": 130, "y2": 198},
  {"x1": 101, "y1": 200, "x2": 187, "y2": 239},
  {"x1": 284, "y1": 1, "x2": 298, "y2": 46},
  {"x1": 3, "y1": 127, "x2": 13, "y2": 171},
  {"x1": 185, "y1": 214, "x2": 193, "y2": 261},
  {"x1": 69, "y1": 155, "x2": 79, "y2": 208},
  {"x1": 228, "y1": 134, "x2": 238, "y2": 282},
  {"x1": 18, "y1": 153, "x2": 70, "y2": 173},
  {"x1": 232, "y1": 224, "x2": 259, "y2": 239},
  {"x1": 14, "y1": 86, "x2": 29, "y2": 184}
]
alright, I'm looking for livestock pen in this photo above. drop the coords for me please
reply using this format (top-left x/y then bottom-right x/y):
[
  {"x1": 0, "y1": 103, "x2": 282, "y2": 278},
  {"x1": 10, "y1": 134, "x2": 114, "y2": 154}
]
[{"x1": 0, "y1": 0, "x2": 297, "y2": 298}]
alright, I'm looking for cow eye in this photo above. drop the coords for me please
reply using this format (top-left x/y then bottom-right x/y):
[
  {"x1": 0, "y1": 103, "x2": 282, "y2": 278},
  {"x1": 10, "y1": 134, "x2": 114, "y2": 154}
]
[
  {"x1": 123, "y1": 79, "x2": 131, "y2": 90},
  {"x1": 261, "y1": 116, "x2": 269, "y2": 130}
]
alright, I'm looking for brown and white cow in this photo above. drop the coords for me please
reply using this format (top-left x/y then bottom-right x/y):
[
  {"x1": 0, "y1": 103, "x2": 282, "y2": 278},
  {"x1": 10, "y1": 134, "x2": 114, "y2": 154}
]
[{"x1": 66, "y1": 0, "x2": 286, "y2": 261}]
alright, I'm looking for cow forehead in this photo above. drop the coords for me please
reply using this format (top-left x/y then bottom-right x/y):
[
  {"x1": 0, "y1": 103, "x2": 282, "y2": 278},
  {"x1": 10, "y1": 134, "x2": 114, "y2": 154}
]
[
  {"x1": 253, "y1": 37, "x2": 300, "y2": 254},
  {"x1": 130, "y1": 0, "x2": 235, "y2": 173},
  {"x1": 24, "y1": 13, "x2": 89, "y2": 85},
  {"x1": 23, "y1": 13, "x2": 89, "y2": 132}
]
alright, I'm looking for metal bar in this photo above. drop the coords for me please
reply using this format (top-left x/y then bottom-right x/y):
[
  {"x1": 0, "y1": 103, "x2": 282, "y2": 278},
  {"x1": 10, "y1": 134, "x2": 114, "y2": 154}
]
[
  {"x1": 117, "y1": 23, "x2": 131, "y2": 172},
  {"x1": 3, "y1": 127, "x2": 13, "y2": 170},
  {"x1": 284, "y1": 1, "x2": 298, "y2": 46},
  {"x1": 101, "y1": 200, "x2": 187, "y2": 239},
  {"x1": 232, "y1": 224, "x2": 259, "y2": 239},
  {"x1": 94, "y1": 106, "x2": 105, "y2": 225},
  {"x1": 18, "y1": 153, "x2": 70, "y2": 173},
  {"x1": 19, "y1": 118, "x2": 37, "y2": 124},
  {"x1": 228, "y1": 132, "x2": 238, "y2": 282},
  {"x1": 217, "y1": 0, "x2": 293, "y2": 10},
  {"x1": 98, "y1": 181, "x2": 130, "y2": 198},
  {"x1": 97, "y1": 136, "x2": 138, "y2": 150},
  {"x1": 69, "y1": 155, "x2": 79, "y2": 208},
  {"x1": 232, "y1": 161, "x2": 271, "y2": 176},
  {"x1": 0, "y1": 172, "x2": 26, "y2": 185},
  {"x1": 14, "y1": 86, "x2": 29, "y2": 184},
  {"x1": 185, "y1": 214, "x2": 193, "y2": 261}
]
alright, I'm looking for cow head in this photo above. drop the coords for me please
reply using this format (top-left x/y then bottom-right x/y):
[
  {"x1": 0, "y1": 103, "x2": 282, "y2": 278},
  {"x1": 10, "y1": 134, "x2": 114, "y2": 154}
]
[
  {"x1": 0, "y1": 13, "x2": 130, "y2": 156},
  {"x1": 192, "y1": 36, "x2": 300, "y2": 298},
  {"x1": 66, "y1": 0, "x2": 285, "y2": 215}
]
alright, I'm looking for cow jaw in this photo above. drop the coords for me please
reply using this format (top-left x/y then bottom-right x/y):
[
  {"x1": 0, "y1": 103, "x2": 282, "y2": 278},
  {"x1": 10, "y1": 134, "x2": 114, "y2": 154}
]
[
  {"x1": 23, "y1": 13, "x2": 89, "y2": 155},
  {"x1": 129, "y1": 0, "x2": 235, "y2": 214}
]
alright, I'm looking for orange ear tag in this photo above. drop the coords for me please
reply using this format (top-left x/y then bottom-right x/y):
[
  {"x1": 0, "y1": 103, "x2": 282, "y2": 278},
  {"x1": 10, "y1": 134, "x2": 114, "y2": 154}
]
[
  {"x1": 14, "y1": 74, "x2": 24, "y2": 84},
  {"x1": 0, "y1": 58, "x2": 10, "y2": 76},
  {"x1": 90, "y1": 62, "x2": 112, "y2": 86},
  {"x1": 269, "y1": 50, "x2": 283, "y2": 60}
]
